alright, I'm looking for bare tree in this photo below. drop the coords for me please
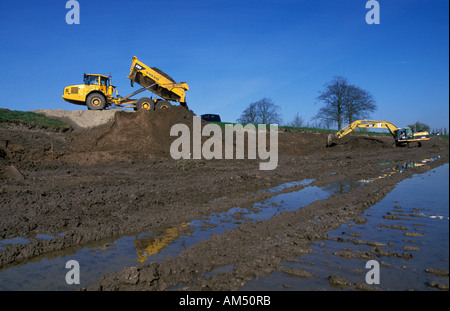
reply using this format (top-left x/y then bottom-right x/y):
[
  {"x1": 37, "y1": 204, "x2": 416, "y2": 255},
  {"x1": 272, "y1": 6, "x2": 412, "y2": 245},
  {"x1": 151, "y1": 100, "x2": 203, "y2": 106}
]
[
  {"x1": 344, "y1": 85, "x2": 376, "y2": 124},
  {"x1": 313, "y1": 76, "x2": 376, "y2": 130},
  {"x1": 287, "y1": 112, "x2": 304, "y2": 128},
  {"x1": 237, "y1": 98, "x2": 282, "y2": 125},
  {"x1": 237, "y1": 103, "x2": 259, "y2": 124},
  {"x1": 313, "y1": 76, "x2": 348, "y2": 130}
]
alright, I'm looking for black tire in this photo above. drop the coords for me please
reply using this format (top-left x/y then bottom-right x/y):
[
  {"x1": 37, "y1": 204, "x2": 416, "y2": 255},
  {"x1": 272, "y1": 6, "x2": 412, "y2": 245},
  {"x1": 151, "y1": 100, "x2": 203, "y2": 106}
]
[
  {"x1": 86, "y1": 93, "x2": 106, "y2": 110},
  {"x1": 135, "y1": 97, "x2": 154, "y2": 111},
  {"x1": 155, "y1": 100, "x2": 172, "y2": 110}
]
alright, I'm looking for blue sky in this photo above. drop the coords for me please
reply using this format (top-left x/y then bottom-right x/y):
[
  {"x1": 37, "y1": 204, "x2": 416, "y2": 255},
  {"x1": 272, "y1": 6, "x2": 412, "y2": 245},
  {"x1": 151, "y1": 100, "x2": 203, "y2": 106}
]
[{"x1": 0, "y1": 0, "x2": 448, "y2": 130}]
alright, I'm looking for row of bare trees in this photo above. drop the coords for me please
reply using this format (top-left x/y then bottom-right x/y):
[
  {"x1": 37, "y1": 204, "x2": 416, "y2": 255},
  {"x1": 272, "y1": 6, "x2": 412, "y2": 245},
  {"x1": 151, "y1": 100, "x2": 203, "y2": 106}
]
[
  {"x1": 237, "y1": 76, "x2": 377, "y2": 130},
  {"x1": 237, "y1": 77, "x2": 440, "y2": 134}
]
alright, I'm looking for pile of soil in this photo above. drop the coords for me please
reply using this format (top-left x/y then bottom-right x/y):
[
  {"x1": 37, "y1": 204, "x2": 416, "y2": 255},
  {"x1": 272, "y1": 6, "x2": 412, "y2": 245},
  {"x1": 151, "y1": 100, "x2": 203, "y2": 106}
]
[
  {"x1": 278, "y1": 131, "x2": 393, "y2": 156},
  {"x1": 63, "y1": 107, "x2": 204, "y2": 164},
  {"x1": 61, "y1": 107, "x2": 395, "y2": 165},
  {"x1": 328, "y1": 134, "x2": 393, "y2": 149}
]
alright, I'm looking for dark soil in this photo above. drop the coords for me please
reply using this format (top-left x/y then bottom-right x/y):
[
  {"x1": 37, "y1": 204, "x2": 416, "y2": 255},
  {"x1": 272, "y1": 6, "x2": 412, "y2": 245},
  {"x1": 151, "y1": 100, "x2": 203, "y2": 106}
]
[{"x1": 0, "y1": 108, "x2": 448, "y2": 291}]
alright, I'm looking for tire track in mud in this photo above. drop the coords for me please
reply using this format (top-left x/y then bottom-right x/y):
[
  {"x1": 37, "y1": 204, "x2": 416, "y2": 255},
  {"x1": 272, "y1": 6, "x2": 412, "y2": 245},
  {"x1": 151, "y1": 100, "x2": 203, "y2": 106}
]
[{"x1": 87, "y1": 159, "x2": 447, "y2": 291}]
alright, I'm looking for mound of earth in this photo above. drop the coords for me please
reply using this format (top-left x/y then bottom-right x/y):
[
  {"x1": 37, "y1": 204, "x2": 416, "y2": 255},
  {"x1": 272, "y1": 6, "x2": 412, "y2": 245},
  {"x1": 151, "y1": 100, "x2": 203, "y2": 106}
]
[
  {"x1": 3, "y1": 107, "x2": 422, "y2": 168},
  {"x1": 58, "y1": 107, "x2": 398, "y2": 165},
  {"x1": 328, "y1": 134, "x2": 394, "y2": 150},
  {"x1": 62, "y1": 107, "x2": 204, "y2": 164}
]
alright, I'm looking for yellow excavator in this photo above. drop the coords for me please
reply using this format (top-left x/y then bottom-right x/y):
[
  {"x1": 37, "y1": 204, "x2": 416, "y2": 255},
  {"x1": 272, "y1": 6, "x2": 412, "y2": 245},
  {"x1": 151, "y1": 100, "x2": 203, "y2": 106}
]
[{"x1": 327, "y1": 120, "x2": 430, "y2": 147}]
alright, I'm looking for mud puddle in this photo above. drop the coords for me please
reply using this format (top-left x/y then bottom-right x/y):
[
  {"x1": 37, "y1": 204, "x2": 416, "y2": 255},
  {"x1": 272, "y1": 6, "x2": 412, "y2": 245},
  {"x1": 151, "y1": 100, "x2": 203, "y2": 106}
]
[
  {"x1": 0, "y1": 233, "x2": 66, "y2": 251},
  {"x1": 0, "y1": 161, "x2": 445, "y2": 291},
  {"x1": 360, "y1": 156, "x2": 442, "y2": 183},
  {"x1": 0, "y1": 178, "x2": 364, "y2": 290},
  {"x1": 242, "y1": 163, "x2": 449, "y2": 291},
  {"x1": 180, "y1": 180, "x2": 364, "y2": 251}
]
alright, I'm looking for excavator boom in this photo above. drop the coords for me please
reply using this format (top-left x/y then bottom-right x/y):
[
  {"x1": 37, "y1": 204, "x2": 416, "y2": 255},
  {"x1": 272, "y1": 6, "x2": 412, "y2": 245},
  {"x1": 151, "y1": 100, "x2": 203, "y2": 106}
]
[{"x1": 335, "y1": 120, "x2": 398, "y2": 138}]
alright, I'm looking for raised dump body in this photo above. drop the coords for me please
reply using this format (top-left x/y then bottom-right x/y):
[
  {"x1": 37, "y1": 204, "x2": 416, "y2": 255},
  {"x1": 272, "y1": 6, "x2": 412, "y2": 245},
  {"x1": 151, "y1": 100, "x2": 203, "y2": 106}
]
[{"x1": 127, "y1": 56, "x2": 189, "y2": 106}]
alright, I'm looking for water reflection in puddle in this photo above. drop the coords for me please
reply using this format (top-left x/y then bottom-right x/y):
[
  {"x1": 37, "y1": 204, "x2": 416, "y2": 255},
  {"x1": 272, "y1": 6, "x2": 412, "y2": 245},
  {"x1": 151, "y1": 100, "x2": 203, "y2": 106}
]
[
  {"x1": 361, "y1": 156, "x2": 442, "y2": 183},
  {"x1": 187, "y1": 180, "x2": 364, "y2": 251},
  {"x1": 0, "y1": 178, "x2": 361, "y2": 290},
  {"x1": 133, "y1": 222, "x2": 192, "y2": 263},
  {"x1": 242, "y1": 163, "x2": 449, "y2": 291},
  {"x1": 0, "y1": 233, "x2": 67, "y2": 251},
  {"x1": 260, "y1": 179, "x2": 314, "y2": 193},
  {"x1": 0, "y1": 160, "x2": 445, "y2": 291}
]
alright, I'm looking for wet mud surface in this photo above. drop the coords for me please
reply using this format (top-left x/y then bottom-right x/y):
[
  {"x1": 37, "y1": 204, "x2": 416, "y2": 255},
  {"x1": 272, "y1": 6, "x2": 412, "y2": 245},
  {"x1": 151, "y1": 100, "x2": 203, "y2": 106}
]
[{"x1": 0, "y1": 108, "x2": 448, "y2": 291}]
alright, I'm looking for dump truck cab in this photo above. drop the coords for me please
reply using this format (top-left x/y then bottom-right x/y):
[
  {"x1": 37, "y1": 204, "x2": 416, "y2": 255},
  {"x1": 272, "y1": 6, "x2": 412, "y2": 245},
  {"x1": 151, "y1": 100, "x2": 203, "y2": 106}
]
[
  {"x1": 84, "y1": 74, "x2": 108, "y2": 94},
  {"x1": 62, "y1": 74, "x2": 117, "y2": 110}
]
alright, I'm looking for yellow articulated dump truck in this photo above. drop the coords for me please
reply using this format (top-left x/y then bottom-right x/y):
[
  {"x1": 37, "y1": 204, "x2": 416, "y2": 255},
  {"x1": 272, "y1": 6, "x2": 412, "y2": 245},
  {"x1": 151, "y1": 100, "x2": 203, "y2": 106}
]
[{"x1": 62, "y1": 56, "x2": 189, "y2": 111}]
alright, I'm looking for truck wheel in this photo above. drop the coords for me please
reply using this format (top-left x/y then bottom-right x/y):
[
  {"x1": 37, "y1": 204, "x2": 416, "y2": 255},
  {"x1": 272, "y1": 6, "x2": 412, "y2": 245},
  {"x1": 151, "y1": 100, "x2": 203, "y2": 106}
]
[
  {"x1": 136, "y1": 97, "x2": 154, "y2": 111},
  {"x1": 155, "y1": 100, "x2": 172, "y2": 110},
  {"x1": 86, "y1": 93, "x2": 106, "y2": 110}
]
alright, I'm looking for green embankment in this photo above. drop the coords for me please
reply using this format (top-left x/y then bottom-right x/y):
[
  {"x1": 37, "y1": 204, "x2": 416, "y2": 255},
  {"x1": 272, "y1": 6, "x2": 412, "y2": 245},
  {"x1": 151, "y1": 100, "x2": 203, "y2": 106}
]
[{"x1": 0, "y1": 109, "x2": 70, "y2": 130}]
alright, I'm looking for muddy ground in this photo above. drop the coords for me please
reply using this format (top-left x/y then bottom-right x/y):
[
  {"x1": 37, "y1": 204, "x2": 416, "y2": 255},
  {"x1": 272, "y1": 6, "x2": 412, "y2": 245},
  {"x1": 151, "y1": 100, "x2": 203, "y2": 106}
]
[{"x1": 0, "y1": 107, "x2": 448, "y2": 291}]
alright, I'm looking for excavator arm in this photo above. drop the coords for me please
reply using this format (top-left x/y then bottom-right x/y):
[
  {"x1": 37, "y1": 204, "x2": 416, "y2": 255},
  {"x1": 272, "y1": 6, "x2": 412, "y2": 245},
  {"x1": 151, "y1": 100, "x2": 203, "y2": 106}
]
[
  {"x1": 328, "y1": 120, "x2": 399, "y2": 146},
  {"x1": 335, "y1": 120, "x2": 399, "y2": 139}
]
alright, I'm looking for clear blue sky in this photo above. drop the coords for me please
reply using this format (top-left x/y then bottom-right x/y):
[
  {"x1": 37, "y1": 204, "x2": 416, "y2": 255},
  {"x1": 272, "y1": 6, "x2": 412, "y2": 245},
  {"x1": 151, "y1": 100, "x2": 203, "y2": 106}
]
[{"x1": 0, "y1": 0, "x2": 448, "y2": 131}]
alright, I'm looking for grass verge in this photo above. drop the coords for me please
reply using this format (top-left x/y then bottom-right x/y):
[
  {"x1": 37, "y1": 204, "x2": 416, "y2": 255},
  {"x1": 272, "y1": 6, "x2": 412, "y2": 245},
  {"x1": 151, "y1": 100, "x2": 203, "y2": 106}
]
[{"x1": 0, "y1": 108, "x2": 71, "y2": 130}]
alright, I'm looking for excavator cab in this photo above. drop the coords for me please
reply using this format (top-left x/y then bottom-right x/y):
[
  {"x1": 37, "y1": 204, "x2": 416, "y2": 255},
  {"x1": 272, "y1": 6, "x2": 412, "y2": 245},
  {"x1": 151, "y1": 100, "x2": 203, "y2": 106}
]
[{"x1": 395, "y1": 127, "x2": 413, "y2": 142}]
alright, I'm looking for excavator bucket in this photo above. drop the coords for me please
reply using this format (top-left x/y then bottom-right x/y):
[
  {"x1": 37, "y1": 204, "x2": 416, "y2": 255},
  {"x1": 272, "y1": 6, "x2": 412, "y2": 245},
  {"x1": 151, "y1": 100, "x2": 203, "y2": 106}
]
[{"x1": 327, "y1": 134, "x2": 338, "y2": 147}]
